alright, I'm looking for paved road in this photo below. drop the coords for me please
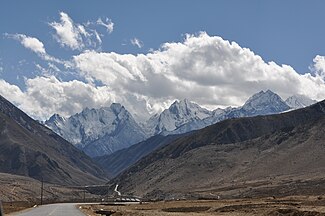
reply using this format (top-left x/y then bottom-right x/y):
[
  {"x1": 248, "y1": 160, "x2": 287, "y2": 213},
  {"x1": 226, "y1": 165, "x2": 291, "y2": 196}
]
[{"x1": 10, "y1": 203, "x2": 85, "y2": 216}]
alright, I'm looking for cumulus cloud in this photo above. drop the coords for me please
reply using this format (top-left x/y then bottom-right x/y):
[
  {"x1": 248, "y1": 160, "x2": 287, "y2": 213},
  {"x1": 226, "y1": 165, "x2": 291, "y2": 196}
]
[
  {"x1": 2, "y1": 32, "x2": 325, "y2": 122},
  {"x1": 96, "y1": 18, "x2": 114, "y2": 33},
  {"x1": 0, "y1": 79, "x2": 25, "y2": 105},
  {"x1": 312, "y1": 55, "x2": 325, "y2": 79},
  {"x1": 130, "y1": 38, "x2": 143, "y2": 48},
  {"x1": 72, "y1": 32, "x2": 325, "y2": 116},
  {"x1": 7, "y1": 33, "x2": 46, "y2": 54},
  {"x1": 0, "y1": 76, "x2": 114, "y2": 120}
]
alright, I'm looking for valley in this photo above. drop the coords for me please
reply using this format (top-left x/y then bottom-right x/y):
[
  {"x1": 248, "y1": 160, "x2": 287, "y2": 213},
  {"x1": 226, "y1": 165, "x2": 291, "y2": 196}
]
[
  {"x1": 2, "y1": 3, "x2": 325, "y2": 215},
  {"x1": 0, "y1": 92, "x2": 324, "y2": 215},
  {"x1": 0, "y1": 173, "x2": 103, "y2": 215}
]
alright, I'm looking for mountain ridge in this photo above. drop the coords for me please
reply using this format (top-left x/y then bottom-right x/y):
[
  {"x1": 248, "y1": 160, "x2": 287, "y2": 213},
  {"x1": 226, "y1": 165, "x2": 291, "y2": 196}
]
[
  {"x1": 0, "y1": 95, "x2": 107, "y2": 185},
  {"x1": 110, "y1": 99, "x2": 325, "y2": 198},
  {"x1": 168, "y1": 90, "x2": 293, "y2": 135},
  {"x1": 45, "y1": 90, "x2": 317, "y2": 158},
  {"x1": 92, "y1": 91, "x2": 318, "y2": 177}
]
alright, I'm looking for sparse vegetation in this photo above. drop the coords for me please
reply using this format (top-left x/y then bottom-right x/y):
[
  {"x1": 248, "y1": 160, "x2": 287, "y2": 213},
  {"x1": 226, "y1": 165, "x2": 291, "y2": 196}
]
[{"x1": 79, "y1": 196, "x2": 325, "y2": 216}]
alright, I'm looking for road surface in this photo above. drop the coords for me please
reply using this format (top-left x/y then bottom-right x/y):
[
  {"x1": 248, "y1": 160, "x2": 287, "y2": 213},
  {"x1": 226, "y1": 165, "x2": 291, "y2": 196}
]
[{"x1": 10, "y1": 203, "x2": 85, "y2": 216}]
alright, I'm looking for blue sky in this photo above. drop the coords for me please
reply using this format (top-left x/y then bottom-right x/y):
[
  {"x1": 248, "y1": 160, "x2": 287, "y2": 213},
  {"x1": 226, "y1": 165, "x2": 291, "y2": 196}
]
[{"x1": 1, "y1": 0, "x2": 325, "y2": 121}]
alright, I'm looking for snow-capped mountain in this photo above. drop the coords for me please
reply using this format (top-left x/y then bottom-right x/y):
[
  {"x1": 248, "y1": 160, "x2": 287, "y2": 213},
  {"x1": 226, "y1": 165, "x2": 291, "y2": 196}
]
[
  {"x1": 45, "y1": 90, "x2": 318, "y2": 158},
  {"x1": 285, "y1": 95, "x2": 317, "y2": 109},
  {"x1": 45, "y1": 103, "x2": 148, "y2": 157},
  {"x1": 232, "y1": 90, "x2": 291, "y2": 117},
  {"x1": 172, "y1": 90, "x2": 291, "y2": 135},
  {"x1": 145, "y1": 99, "x2": 212, "y2": 136}
]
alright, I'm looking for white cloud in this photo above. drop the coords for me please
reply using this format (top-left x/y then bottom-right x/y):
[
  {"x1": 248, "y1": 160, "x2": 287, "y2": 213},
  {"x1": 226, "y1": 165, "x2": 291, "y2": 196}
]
[
  {"x1": 7, "y1": 34, "x2": 46, "y2": 54},
  {"x1": 73, "y1": 51, "x2": 147, "y2": 84},
  {"x1": 0, "y1": 76, "x2": 114, "y2": 120},
  {"x1": 130, "y1": 38, "x2": 143, "y2": 48},
  {"x1": 50, "y1": 12, "x2": 108, "y2": 50},
  {"x1": 35, "y1": 63, "x2": 61, "y2": 77},
  {"x1": 312, "y1": 55, "x2": 325, "y2": 79},
  {"x1": 6, "y1": 33, "x2": 64, "y2": 65},
  {"x1": 0, "y1": 79, "x2": 25, "y2": 105},
  {"x1": 49, "y1": 12, "x2": 84, "y2": 50},
  {"x1": 2, "y1": 32, "x2": 325, "y2": 122},
  {"x1": 96, "y1": 18, "x2": 114, "y2": 34},
  {"x1": 72, "y1": 32, "x2": 325, "y2": 117},
  {"x1": 92, "y1": 30, "x2": 102, "y2": 44}
]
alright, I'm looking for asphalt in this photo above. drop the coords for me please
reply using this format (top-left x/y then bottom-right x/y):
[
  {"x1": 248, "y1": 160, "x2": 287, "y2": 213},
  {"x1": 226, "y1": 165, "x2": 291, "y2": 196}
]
[{"x1": 9, "y1": 203, "x2": 85, "y2": 216}]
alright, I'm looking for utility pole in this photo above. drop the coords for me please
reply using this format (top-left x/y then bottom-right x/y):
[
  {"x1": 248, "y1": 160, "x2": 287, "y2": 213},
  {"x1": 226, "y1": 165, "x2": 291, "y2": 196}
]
[
  {"x1": 40, "y1": 178, "x2": 44, "y2": 205},
  {"x1": 107, "y1": 186, "x2": 109, "y2": 202}
]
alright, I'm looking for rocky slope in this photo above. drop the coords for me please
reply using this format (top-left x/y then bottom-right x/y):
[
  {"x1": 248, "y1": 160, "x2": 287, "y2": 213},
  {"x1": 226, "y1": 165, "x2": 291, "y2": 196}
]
[
  {"x1": 95, "y1": 134, "x2": 187, "y2": 177},
  {"x1": 111, "y1": 99, "x2": 325, "y2": 199},
  {"x1": 0, "y1": 95, "x2": 106, "y2": 185}
]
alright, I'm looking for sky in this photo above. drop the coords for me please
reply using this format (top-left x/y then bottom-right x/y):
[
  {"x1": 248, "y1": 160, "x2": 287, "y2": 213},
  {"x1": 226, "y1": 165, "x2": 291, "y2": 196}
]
[{"x1": 1, "y1": 0, "x2": 325, "y2": 121}]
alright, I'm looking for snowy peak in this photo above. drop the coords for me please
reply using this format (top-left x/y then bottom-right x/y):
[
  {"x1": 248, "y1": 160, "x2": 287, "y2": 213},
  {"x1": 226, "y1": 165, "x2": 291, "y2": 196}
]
[
  {"x1": 146, "y1": 92, "x2": 292, "y2": 136},
  {"x1": 285, "y1": 95, "x2": 317, "y2": 109},
  {"x1": 241, "y1": 90, "x2": 290, "y2": 115},
  {"x1": 110, "y1": 103, "x2": 132, "y2": 122},
  {"x1": 72, "y1": 104, "x2": 130, "y2": 129},
  {"x1": 110, "y1": 103, "x2": 124, "y2": 114},
  {"x1": 168, "y1": 99, "x2": 211, "y2": 119},
  {"x1": 244, "y1": 90, "x2": 282, "y2": 107},
  {"x1": 45, "y1": 113, "x2": 67, "y2": 136},
  {"x1": 47, "y1": 113, "x2": 66, "y2": 125},
  {"x1": 146, "y1": 99, "x2": 212, "y2": 135},
  {"x1": 45, "y1": 104, "x2": 147, "y2": 157}
]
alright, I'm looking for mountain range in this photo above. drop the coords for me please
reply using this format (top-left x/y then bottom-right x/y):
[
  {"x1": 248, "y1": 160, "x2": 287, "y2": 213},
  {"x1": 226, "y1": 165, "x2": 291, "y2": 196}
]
[
  {"x1": 168, "y1": 90, "x2": 293, "y2": 135},
  {"x1": 0, "y1": 89, "x2": 322, "y2": 200},
  {"x1": 45, "y1": 90, "x2": 317, "y2": 158},
  {"x1": 111, "y1": 99, "x2": 325, "y2": 199},
  {"x1": 94, "y1": 90, "x2": 317, "y2": 178},
  {"x1": 0, "y1": 95, "x2": 106, "y2": 185}
]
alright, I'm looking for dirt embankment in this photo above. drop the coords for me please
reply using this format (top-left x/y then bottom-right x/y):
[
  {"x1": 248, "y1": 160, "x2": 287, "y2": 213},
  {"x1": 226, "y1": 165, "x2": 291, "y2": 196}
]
[{"x1": 79, "y1": 196, "x2": 325, "y2": 216}]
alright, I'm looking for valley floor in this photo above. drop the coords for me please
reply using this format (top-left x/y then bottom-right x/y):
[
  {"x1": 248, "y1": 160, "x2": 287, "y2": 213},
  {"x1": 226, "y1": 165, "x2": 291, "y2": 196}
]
[
  {"x1": 0, "y1": 173, "x2": 104, "y2": 214},
  {"x1": 79, "y1": 196, "x2": 325, "y2": 216}
]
